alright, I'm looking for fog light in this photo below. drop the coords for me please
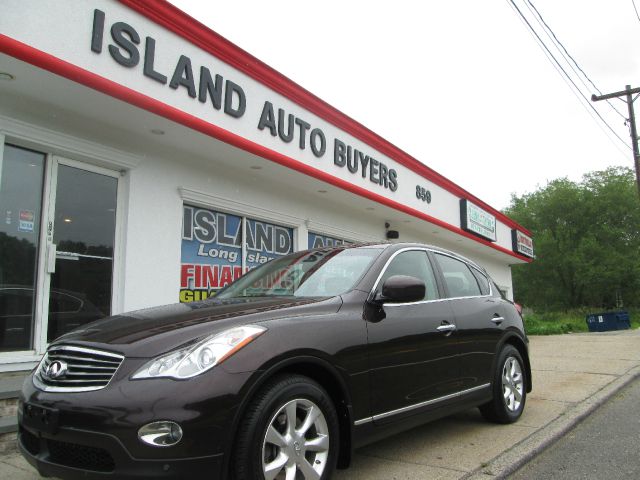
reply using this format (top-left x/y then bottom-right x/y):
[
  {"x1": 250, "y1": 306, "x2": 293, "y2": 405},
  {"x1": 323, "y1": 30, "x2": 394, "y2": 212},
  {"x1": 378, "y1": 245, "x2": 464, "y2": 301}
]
[{"x1": 138, "y1": 421, "x2": 183, "y2": 447}]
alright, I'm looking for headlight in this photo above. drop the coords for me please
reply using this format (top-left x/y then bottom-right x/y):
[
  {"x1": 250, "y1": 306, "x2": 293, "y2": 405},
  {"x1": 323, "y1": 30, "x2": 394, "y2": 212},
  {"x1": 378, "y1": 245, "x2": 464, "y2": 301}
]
[{"x1": 131, "y1": 325, "x2": 266, "y2": 380}]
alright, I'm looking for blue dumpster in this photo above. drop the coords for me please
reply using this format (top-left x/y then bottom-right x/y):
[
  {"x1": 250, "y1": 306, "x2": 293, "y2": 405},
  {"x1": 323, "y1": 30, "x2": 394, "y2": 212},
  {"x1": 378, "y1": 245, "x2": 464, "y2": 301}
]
[{"x1": 586, "y1": 311, "x2": 630, "y2": 332}]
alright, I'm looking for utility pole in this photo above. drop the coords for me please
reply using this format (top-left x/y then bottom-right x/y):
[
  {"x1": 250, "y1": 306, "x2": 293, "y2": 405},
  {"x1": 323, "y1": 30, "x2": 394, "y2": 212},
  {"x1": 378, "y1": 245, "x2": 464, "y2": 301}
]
[{"x1": 592, "y1": 85, "x2": 640, "y2": 198}]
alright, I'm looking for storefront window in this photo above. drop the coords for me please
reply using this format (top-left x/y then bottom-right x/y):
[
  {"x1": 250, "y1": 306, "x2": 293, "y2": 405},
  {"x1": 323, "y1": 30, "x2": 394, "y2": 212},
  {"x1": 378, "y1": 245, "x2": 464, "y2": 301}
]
[
  {"x1": 308, "y1": 232, "x2": 351, "y2": 249},
  {"x1": 0, "y1": 145, "x2": 45, "y2": 352},
  {"x1": 180, "y1": 205, "x2": 294, "y2": 302}
]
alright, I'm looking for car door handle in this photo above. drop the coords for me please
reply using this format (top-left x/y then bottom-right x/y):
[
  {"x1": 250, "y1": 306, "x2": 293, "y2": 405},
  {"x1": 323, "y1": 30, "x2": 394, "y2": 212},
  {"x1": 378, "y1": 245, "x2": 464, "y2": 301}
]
[
  {"x1": 491, "y1": 316, "x2": 505, "y2": 325},
  {"x1": 436, "y1": 324, "x2": 457, "y2": 333}
]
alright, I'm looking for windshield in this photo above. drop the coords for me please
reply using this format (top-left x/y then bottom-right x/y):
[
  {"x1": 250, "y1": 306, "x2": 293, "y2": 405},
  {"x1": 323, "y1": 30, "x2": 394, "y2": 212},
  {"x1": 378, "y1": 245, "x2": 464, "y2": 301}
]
[{"x1": 216, "y1": 247, "x2": 383, "y2": 299}]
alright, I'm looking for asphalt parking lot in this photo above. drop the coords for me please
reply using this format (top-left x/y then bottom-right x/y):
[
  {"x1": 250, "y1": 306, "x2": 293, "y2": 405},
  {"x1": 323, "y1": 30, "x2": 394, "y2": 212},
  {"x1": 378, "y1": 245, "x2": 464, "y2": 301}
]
[{"x1": 2, "y1": 329, "x2": 639, "y2": 479}]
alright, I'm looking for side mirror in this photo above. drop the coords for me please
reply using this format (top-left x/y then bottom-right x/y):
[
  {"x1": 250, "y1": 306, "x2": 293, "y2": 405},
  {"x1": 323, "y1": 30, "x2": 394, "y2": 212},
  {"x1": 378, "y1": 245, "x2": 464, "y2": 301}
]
[{"x1": 379, "y1": 275, "x2": 425, "y2": 303}]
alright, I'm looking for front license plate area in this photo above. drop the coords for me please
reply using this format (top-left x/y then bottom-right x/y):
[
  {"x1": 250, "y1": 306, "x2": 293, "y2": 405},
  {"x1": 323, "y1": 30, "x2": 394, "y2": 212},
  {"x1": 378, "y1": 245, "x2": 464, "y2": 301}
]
[{"x1": 22, "y1": 403, "x2": 59, "y2": 434}]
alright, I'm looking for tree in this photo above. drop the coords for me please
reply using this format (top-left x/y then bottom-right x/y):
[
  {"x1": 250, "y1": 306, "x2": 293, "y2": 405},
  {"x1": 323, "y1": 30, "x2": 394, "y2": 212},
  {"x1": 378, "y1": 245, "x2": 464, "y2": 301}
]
[{"x1": 504, "y1": 167, "x2": 640, "y2": 310}]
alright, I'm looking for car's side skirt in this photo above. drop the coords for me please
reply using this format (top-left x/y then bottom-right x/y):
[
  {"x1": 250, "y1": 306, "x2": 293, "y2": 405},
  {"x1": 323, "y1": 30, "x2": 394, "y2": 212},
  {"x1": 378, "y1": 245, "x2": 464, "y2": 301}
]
[{"x1": 354, "y1": 383, "x2": 491, "y2": 426}]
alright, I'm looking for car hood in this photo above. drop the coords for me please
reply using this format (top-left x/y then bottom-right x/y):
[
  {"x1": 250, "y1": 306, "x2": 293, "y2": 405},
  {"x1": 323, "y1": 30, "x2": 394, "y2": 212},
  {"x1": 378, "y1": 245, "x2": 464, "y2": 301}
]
[{"x1": 52, "y1": 296, "x2": 342, "y2": 358}]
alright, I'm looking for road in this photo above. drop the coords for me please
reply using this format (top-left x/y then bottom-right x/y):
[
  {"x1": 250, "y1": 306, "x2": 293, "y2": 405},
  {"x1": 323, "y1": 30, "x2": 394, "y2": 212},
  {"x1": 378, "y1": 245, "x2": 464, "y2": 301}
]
[{"x1": 510, "y1": 377, "x2": 640, "y2": 479}]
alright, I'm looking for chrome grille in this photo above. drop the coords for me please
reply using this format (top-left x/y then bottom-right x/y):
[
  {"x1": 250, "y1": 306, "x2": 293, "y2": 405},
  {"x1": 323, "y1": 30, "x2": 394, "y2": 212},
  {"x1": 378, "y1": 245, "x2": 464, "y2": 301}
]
[{"x1": 34, "y1": 345, "x2": 124, "y2": 392}]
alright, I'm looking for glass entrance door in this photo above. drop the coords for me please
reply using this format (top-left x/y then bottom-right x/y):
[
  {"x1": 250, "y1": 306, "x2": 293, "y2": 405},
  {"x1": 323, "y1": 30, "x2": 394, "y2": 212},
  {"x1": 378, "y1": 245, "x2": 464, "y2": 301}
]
[
  {"x1": 0, "y1": 148, "x2": 119, "y2": 356},
  {"x1": 45, "y1": 159, "x2": 118, "y2": 343},
  {"x1": 0, "y1": 145, "x2": 46, "y2": 352}
]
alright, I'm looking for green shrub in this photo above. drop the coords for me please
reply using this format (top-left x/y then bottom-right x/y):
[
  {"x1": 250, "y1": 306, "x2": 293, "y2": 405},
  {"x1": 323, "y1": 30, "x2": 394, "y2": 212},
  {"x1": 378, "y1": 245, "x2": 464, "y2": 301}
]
[{"x1": 523, "y1": 308, "x2": 639, "y2": 335}]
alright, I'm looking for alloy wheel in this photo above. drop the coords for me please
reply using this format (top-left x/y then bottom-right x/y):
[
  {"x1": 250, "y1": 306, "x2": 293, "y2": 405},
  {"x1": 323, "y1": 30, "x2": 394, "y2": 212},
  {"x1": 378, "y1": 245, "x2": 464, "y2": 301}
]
[
  {"x1": 502, "y1": 356, "x2": 524, "y2": 412},
  {"x1": 262, "y1": 398, "x2": 330, "y2": 480}
]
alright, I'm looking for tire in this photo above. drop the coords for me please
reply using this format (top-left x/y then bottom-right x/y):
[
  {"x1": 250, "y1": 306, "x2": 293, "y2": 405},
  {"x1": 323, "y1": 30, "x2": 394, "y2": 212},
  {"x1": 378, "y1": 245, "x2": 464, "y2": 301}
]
[
  {"x1": 479, "y1": 345, "x2": 527, "y2": 424},
  {"x1": 233, "y1": 375, "x2": 339, "y2": 480}
]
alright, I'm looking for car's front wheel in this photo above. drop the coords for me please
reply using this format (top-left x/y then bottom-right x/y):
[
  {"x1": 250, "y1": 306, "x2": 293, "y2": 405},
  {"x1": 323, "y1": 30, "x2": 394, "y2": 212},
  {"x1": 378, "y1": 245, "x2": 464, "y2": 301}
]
[
  {"x1": 233, "y1": 374, "x2": 339, "y2": 480},
  {"x1": 479, "y1": 344, "x2": 527, "y2": 424}
]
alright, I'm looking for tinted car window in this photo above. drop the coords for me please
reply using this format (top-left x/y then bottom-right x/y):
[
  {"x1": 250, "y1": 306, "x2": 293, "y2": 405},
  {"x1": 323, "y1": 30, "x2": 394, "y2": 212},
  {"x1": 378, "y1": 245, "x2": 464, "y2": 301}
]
[
  {"x1": 471, "y1": 268, "x2": 490, "y2": 295},
  {"x1": 217, "y1": 248, "x2": 383, "y2": 298},
  {"x1": 378, "y1": 250, "x2": 439, "y2": 301},
  {"x1": 435, "y1": 253, "x2": 481, "y2": 298},
  {"x1": 492, "y1": 281, "x2": 507, "y2": 299}
]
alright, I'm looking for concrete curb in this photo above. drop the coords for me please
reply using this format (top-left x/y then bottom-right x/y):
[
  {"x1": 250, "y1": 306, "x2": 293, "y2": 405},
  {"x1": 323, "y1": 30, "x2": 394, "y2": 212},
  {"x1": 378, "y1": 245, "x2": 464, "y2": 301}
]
[{"x1": 463, "y1": 364, "x2": 640, "y2": 479}]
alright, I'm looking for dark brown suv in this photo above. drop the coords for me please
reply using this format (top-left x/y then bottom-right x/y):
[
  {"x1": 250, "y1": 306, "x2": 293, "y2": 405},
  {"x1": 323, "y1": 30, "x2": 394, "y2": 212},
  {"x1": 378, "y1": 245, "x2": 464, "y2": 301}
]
[{"x1": 18, "y1": 243, "x2": 531, "y2": 480}]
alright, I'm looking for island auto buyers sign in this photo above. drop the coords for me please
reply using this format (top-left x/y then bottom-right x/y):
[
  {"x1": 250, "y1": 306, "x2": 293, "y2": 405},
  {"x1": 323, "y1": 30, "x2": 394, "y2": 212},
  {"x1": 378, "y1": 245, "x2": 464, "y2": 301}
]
[
  {"x1": 1, "y1": 2, "x2": 453, "y2": 222},
  {"x1": 87, "y1": 8, "x2": 399, "y2": 193},
  {"x1": 1, "y1": 0, "x2": 524, "y2": 256}
]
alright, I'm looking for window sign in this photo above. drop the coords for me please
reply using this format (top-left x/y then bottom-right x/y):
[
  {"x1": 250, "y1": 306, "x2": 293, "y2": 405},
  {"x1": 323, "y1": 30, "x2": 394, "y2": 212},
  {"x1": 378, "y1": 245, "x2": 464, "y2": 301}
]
[
  {"x1": 180, "y1": 206, "x2": 294, "y2": 302},
  {"x1": 245, "y1": 218, "x2": 293, "y2": 270},
  {"x1": 460, "y1": 199, "x2": 497, "y2": 242},
  {"x1": 308, "y1": 232, "x2": 351, "y2": 249},
  {"x1": 181, "y1": 206, "x2": 243, "y2": 303},
  {"x1": 512, "y1": 229, "x2": 534, "y2": 258}
]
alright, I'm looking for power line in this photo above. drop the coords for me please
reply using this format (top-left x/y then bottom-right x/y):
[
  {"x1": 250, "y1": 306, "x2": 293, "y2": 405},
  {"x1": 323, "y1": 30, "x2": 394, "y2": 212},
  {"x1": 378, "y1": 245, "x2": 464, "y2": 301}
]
[
  {"x1": 526, "y1": 0, "x2": 627, "y2": 120},
  {"x1": 593, "y1": 85, "x2": 640, "y2": 197},
  {"x1": 535, "y1": 43, "x2": 632, "y2": 161},
  {"x1": 523, "y1": 3, "x2": 594, "y2": 94},
  {"x1": 633, "y1": 0, "x2": 640, "y2": 24},
  {"x1": 507, "y1": 0, "x2": 631, "y2": 161},
  {"x1": 508, "y1": 0, "x2": 632, "y2": 156}
]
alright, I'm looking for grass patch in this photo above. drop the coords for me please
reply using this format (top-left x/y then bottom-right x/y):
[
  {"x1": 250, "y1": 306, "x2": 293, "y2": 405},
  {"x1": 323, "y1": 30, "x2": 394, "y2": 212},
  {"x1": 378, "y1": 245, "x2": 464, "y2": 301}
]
[{"x1": 524, "y1": 308, "x2": 640, "y2": 336}]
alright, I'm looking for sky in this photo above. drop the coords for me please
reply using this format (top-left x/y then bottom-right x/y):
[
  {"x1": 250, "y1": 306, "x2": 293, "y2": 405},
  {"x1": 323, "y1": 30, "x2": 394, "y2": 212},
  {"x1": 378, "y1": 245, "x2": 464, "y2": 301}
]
[{"x1": 168, "y1": 0, "x2": 639, "y2": 210}]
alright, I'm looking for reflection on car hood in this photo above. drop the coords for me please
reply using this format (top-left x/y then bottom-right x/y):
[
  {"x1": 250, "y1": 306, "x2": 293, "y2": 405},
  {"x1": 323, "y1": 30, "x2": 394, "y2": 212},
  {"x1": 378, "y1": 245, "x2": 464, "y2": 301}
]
[{"x1": 52, "y1": 296, "x2": 341, "y2": 358}]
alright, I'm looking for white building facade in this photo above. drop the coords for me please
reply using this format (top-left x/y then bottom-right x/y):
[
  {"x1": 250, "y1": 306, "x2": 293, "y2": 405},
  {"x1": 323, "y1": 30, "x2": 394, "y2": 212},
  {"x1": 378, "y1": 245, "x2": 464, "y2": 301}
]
[{"x1": 0, "y1": 0, "x2": 533, "y2": 370}]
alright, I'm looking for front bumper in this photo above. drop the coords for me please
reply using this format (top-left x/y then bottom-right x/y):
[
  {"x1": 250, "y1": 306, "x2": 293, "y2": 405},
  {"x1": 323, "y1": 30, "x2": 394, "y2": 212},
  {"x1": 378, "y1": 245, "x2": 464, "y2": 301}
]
[
  {"x1": 19, "y1": 424, "x2": 224, "y2": 480},
  {"x1": 18, "y1": 364, "x2": 253, "y2": 480}
]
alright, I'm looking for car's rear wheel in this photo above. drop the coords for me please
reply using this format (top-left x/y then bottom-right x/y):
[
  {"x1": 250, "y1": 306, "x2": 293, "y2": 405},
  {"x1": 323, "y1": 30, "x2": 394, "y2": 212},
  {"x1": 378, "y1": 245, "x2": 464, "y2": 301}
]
[
  {"x1": 233, "y1": 375, "x2": 339, "y2": 480},
  {"x1": 479, "y1": 344, "x2": 526, "y2": 424}
]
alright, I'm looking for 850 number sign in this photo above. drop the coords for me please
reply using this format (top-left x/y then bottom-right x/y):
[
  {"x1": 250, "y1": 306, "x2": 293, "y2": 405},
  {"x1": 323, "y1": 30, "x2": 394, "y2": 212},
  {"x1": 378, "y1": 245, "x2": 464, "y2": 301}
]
[{"x1": 416, "y1": 185, "x2": 432, "y2": 204}]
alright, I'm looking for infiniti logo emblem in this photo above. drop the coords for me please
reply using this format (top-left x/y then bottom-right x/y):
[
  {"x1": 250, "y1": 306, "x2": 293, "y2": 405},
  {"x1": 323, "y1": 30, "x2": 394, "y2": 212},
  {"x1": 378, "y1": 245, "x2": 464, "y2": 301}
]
[{"x1": 45, "y1": 360, "x2": 68, "y2": 380}]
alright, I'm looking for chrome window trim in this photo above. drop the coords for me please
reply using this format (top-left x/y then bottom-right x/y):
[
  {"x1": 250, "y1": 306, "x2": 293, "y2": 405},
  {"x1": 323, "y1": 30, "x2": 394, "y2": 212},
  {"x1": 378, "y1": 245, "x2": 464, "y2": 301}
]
[
  {"x1": 370, "y1": 247, "x2": 494, "y2": 307},
  {"x1": 354, "y1": 383, "x2": 491, "y2": 426},
  {"x1": 383, "y1": 297, "x2": 450, "y2": 307}
]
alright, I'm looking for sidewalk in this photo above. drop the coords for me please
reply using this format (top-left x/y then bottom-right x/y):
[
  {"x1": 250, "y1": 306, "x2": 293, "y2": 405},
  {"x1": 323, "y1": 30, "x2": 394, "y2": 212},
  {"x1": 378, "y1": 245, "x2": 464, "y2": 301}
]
[{"x1": 2, "y1": 329, "x2": 639, "y2": 479}]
